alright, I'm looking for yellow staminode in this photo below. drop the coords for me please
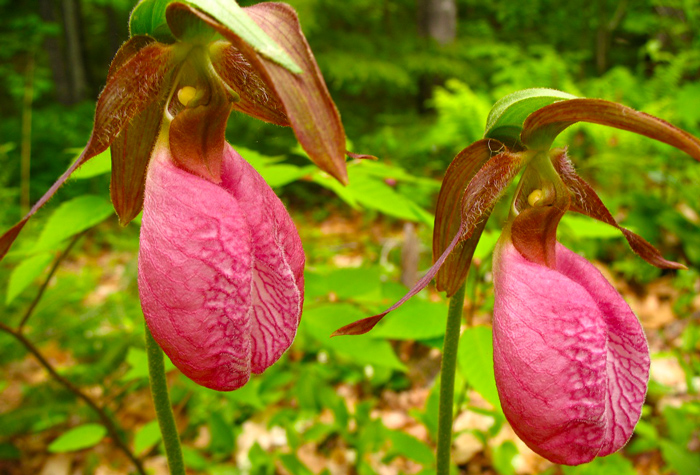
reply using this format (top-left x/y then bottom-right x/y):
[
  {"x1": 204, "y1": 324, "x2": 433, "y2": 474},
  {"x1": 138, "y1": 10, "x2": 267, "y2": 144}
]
[
  {"x1": 177, "y1": 86, "x2": 197, "y2": 107},
  {"x1": 528, "y1": 189, "x2": 544, "y2": 207}
]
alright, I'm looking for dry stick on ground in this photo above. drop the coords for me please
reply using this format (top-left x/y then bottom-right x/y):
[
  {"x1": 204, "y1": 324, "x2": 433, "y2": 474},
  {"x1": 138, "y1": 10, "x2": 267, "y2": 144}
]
[{"x1": 2, "y1": 231, "x2": 146, "y2": 475}]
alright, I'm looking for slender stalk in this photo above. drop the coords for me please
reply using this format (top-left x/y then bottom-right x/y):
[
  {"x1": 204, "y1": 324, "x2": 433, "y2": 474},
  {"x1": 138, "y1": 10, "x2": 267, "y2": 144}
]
[
  {"x1": 19, "y1": 231, "x2": 86, "y2": 331},
  {"x1": 0, "y1": 321, "x2": 146, "y2": 475},
  {"x1": 436, "y1": 282, "x2": 466, "y2": 475},
  {"x1": 145, "y1": 324, "x2": 185, "y2": 475}
]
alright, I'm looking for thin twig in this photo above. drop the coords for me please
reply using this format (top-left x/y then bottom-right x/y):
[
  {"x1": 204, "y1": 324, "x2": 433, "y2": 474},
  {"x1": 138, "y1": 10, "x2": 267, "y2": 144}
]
[
  {"x1": 0, "y1": 322, "x2": 146, "y2": 475},
  {"x1": 19, "y1": 230, "x2": 87, "y2": 331}
]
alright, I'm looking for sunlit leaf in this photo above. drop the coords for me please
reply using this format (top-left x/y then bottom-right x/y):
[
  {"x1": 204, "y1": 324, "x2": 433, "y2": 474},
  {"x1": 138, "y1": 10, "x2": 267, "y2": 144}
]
[
  {"x1": 303, "y1": 304, "x2": 406, "y2": 371},
  {"x1": 33, "y1": 196, "x2": 114, "y2": 253},
  {"x1": 134, "y1": 420, "x2": 161, "y2": 454},
  {"x1": 69, "y1": 149, "x2": 111, "y2": 180},
  {"x1": 48, "y1": 424, "x2": 106, "y2": 453},
  {"x1": 457, "y1": 326, "x2": 501, "y2": 409},
  {"x1": 385, "y1": 429, "x2": 435, "y2": 465},
  {"x1": 5, "y1": 252, "x2": 53, "y2": 305},
  {"x1": 371, "y1": 300, "x2": 447, "y2": 341}
]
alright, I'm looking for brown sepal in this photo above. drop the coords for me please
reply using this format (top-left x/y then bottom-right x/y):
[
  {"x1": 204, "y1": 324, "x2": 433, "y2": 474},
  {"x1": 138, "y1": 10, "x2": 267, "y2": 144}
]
[
  {"x1": 211, "y1": 43, "x2": 290, "y2": 127},
  {"x1": 333, "y1": 148, "x2": 525, "y2": 336},
  {"x1": 106, "y1": 35, "x2": 157, "y2": 80},
  {"x1": 169, "y1": 2, "x2": 349, "y2": 184},
  {"x1": 521, "y1": 98, "x2": 700, "y2": 162},
  {"x1": 0, "y1": 42, "x2": 174, "y2": 261},
  {"x1": 552, "y1": 150, "x2": 686, "y2": 270},
  {"x1": 110, "y1": 64, "x2": 178, "y2": 225},
  {"x1": 434, "y1": 139, "x2": 505, "y2": 296}
]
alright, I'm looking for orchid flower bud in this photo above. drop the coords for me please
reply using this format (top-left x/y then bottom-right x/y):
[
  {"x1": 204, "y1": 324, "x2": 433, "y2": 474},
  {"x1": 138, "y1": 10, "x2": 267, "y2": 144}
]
[
  {"x1": 138, "y1": 142, "x2": 304, "y2": 391},
  {"x1": 492, "y1": 232, "x2": 650, "y2": 465}
]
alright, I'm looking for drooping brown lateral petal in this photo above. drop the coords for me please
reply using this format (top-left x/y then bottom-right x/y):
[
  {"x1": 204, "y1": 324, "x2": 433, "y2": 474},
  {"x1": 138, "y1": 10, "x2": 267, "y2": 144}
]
[
  {"x1": 552, "y1": 150, "x2": 686, "y2": 270},
  {"x1": 106, "y1": 35, "x2": 157, "y2": 80},
  {"x1": 171, "y1": 2, "x2": 349, "y2": 184},
  {"x1": 110, "y1": 66, "x2": 178, "y2": 225},
  {"x1": 521, "y1": 99, "x2": 700, "y2": 161},
  {"x1": 169, "y1": 75, "x2": 233, "y2": 182},
  {"x1": 211, "y1": 43, "x2": 289, "y2": 126},
  {"x1": 434, "y1": 139, "x2": 504, "y2": 296},
  {"x1": 334, "y1": 150, "x2": 525, "y2": 336},
  {"x1": 0, "y1": 42, "x2": 174, "y2": 262}
]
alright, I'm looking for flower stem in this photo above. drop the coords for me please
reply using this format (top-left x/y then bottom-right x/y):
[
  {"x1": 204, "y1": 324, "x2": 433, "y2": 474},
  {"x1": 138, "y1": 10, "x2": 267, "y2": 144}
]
[
  {"x1": 145, "y1": 324, "x2": 185, "y2": 475},
  {"x1": 436, "y1": 282, "x2": 466, "y2": 475}
]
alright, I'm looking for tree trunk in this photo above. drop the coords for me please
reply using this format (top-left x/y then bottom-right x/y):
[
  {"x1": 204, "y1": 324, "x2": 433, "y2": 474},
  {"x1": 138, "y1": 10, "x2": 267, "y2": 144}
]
[
  {"x1": 417, "y1": 0, "x2": 457, "y2": 45},
  {"x1": 62, "y1": 0, "x2": 88, "y2": 103},
  {"x1": 416, "y1": 0, "x2": 457, "y2": 113},
  {"x1": 38, "y1": 0, "x2": 72, "y2": 104}
]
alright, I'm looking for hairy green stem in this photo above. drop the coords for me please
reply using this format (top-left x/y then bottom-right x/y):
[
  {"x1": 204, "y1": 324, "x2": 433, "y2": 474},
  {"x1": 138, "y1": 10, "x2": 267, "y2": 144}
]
[
  {"x1": 145, "y1": 324, "x2": 185, "y2": 475},
  {"x1": 436, "y1": 282, "x2": 466, "y2": 475}
]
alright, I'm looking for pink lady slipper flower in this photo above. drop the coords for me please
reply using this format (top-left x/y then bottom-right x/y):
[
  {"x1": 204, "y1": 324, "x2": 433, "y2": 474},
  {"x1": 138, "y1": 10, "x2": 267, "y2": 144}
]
[
  {"x1": 0, "y1": 1, "x2": 363, "y2": 390},
  {"x1": 335, "y1": 90, "x2": 700, "y2": 464}
]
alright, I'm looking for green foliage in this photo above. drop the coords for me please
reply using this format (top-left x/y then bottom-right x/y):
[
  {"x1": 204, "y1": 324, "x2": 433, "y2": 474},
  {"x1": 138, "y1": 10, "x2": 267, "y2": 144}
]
[
  {"x1": 1, "y1": 0, "x2": 699, "y2": 473},
  {"x1": 48, "y1": 424, "x2": 107, "y2": 453}
]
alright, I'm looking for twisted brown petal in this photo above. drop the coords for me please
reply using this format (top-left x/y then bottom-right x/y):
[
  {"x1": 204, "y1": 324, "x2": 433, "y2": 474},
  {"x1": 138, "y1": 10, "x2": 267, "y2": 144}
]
[
  {"x1": 552, "y1": 150, "x2": 686, "y2": 270},
  {"x1": 521, "y1": 98, "x2": 700, "y2": 161},
  {"x1": 0, "y1": 42, "x2": 174, "y2": 261},
  {"x1": 333, "y1": 149, "x2": 525, "y2": 336},
  {"x1": 169, "y1": 2, "x2": 349, "y2": 184},
  {"x1": 433, "y1": 139, "x2": 504, "y2": 296}
]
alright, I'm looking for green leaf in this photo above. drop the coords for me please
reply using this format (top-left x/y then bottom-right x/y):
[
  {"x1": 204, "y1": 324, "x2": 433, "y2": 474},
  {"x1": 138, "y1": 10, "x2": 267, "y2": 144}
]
[
  {"x1": 121, "y1": 347, "x2": 176, "y2": 381},
  {"x1": 129, "y1": 0, "x2": 173, "y2": 41},
  {"x1": 457, "y1": 326, "x2": 501, "y2": 409},
  {"x1": 33, "y1": 195, "x2": 114, "y2": 253},
  {"x1": 5, "y1": 252, "x2": 53, "y2": 304},
  {"x1": 371, "y1": 300, "x2": 447, "y2": 341},
  {"x1": 305, "y1": 267, "x2": 382, "y2": 301},
  {"x1": 659, "y1": 440, "x2": 700, "y2": 475},
  {"x1": 302, "y1": 304, "x2": 406, "y2": 372},
  {"x1": 278, "y1": 454, "x2": 314, "y2": 475},
  {"x1": 208, "y1": 412, "x2": 235, "y2": 454},
  {"x1": 560, "y1": 214, "x2": 622, "y2": 239},
  {"x1": 131, "y1": 0, "x2": 300, "y2": 72},
  {"x1": 492, "y1": 441, "x2": 518, "y2": 475},
  {"x1": 0, "y1": 443, "x2": 21, "y2": 460},
  {"x1": 134, "y1": 420, "x2": 161, "y2": 454},
  {"x1": 182, "y1": 446, "x2": 208, "y2": 471},
  {"x1": 561, "y1": 452, "x2": 637, "y2": 475},
  {"x1": 70, "y1": 148, "x2": 112, "y2": 179},
  {"x1": 484, "y1": 88, "x2": 576, "y2": 149},
  {"x1": 385, "y1": 429, "x2": 435, "y2": 465},
  {"x1": 48, "y1": 424, "x2": 107, "y2": 453}
]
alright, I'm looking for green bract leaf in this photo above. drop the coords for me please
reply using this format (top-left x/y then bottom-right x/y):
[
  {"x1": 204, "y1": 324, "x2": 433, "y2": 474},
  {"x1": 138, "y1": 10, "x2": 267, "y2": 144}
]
[
  {"x1": 129, "y1": 0, "x2": 173, "y2": 41},
  {"x1": 131, "y1": 0, "x2": 300, "y2": 72},
  {"x1": 33, "y1": 196, "x2": 113, "y2": 253},
  {"x1": 48, "y1": 424, "x2": 107, "y2": 453},
  {"x1": 484, "y1": 88, "x2": 576, "y2": 149}
]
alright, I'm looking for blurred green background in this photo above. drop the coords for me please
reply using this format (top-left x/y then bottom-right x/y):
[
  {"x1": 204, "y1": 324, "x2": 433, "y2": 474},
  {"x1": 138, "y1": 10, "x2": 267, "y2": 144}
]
[{"x1": 0, "y1": 0, "x2": 699, "y2": 474}]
